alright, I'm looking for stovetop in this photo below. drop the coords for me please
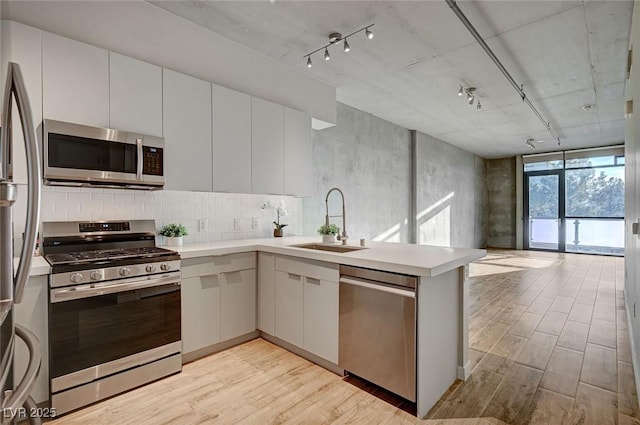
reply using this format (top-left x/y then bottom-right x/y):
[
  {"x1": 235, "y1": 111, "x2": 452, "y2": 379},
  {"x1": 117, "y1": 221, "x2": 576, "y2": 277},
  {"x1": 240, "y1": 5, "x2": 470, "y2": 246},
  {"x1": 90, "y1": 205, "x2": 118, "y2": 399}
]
[{"x1": 45, "y1": 246, "x2": 176, "y2": 266}]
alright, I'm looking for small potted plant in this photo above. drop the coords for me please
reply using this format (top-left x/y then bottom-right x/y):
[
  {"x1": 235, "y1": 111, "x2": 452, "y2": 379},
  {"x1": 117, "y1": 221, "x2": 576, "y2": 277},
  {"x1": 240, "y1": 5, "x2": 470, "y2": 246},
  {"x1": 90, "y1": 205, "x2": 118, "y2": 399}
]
[
  {"x1": 159, "y1": 223, "x2": 188, "y2": 247},
  {"x1": 262, "y1": 200, "x2": 289, "y2": 238},
  {"x1": 318, "y1": 223, "x2": 340, "y2": 244}
]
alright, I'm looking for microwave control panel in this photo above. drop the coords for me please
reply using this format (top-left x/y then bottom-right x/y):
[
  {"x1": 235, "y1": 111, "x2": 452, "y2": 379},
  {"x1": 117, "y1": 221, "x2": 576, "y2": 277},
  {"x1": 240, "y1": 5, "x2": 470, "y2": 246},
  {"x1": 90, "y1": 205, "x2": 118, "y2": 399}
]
[{"x1": 142, "y1": 146, "x2": 163, "y2": 176}]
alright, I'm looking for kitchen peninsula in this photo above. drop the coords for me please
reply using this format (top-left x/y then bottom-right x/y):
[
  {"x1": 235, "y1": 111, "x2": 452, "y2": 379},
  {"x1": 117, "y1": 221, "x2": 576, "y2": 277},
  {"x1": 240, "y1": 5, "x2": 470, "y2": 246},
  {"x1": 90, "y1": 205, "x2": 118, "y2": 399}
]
[{"x1": 172, "y1": 236, "x2": 485, "y2": 418}]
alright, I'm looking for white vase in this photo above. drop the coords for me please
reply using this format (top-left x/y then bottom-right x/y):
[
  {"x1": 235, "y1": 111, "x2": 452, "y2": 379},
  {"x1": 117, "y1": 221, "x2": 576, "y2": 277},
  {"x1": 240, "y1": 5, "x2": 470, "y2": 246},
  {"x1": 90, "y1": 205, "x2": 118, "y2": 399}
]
[
  {"x1": 165, "y1": 236, "x2": 183, "y2": 247},
  {"x1": 322, "y1": 234, "x2": 337, "y2": 244}
]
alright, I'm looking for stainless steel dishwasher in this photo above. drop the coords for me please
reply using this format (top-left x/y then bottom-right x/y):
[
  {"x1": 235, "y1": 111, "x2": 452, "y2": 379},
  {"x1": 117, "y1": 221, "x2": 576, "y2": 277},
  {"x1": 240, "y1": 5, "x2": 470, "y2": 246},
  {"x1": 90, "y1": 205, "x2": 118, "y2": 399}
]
[{"x1": 339, "y1": 265, "x2": 417, "y2": 402}]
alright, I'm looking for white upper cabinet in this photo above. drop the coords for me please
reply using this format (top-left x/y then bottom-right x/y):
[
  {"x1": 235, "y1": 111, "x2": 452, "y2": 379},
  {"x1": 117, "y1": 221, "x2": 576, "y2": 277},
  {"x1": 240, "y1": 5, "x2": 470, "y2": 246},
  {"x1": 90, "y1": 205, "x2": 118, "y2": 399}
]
[
  {"x1": 284, "y1": 107, "x2": 312, "y2": 197},
  {"x1": 109, "y1": 52, "x2": 162, "y2": 136},
  {"x1": 251, "y1": 97, "x2": 284, "y2": 195},
  {"x1": 1, "y1": 21, "x2": 42, "y2": 185},
  {"x1": 162, "y1": 69, "x2": 212, "y2": 192},
  {"x1": 42, "y1": 32, "x2": 109, "y2": 127},
  {"x1": 212, "y1": 84, "x2": 252, "y2": 193}
]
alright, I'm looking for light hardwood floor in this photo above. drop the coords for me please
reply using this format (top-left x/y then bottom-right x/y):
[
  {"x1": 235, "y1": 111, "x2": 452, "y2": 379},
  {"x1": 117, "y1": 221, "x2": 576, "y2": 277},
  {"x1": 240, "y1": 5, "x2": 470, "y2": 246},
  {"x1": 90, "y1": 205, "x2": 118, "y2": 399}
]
[{"x1": 48, "y1": 250, "x2": 637, "y2": 425}]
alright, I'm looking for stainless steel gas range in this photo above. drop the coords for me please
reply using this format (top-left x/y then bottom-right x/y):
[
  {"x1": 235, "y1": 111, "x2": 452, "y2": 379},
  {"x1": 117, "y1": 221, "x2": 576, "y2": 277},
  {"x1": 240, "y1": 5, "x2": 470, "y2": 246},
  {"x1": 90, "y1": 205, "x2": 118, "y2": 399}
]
[{"x1": 41, "y1": 220, "x2": 182, "y2": 416}]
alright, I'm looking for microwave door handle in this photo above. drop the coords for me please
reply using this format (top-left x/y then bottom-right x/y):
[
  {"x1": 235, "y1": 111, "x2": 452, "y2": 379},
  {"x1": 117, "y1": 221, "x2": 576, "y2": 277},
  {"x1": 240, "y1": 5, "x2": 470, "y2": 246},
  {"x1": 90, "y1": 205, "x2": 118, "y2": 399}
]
[
  {"x1": 9, "y1": 62, "x2": 42, "y2": 304},
  {"x1": 136, "y1": 138, "x2": 143, "y2": 181}
]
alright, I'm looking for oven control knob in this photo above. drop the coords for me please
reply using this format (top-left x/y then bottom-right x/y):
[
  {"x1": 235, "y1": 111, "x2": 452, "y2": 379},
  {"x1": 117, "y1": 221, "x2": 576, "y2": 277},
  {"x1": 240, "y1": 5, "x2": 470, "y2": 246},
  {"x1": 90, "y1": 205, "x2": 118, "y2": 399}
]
[
  {"x1": 160, "y1": 263, "x2": 170, "y2": 271},
  {"x1": 90, "y1": 271, "x2": 103, "y2": 281},
  {"x1": 70, "y1": 273, "x2": 83, "y2": 283},
  {"x1": 146, "y1": 264, "x2": 156, "y2": 273},
  {"x1": 119, "y1": 267, "x2": 131, "y2": 277}
]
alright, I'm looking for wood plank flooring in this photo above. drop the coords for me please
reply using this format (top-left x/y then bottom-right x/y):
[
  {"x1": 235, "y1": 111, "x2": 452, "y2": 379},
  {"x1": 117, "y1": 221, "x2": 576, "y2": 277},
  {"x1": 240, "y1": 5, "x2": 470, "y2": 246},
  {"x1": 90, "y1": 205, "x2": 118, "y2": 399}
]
[
  {"x1": 48, "y1": 250, "x2": 638, "y2": 425},
  {"x1": 429, "y1": 249, "x2": 638, "y2": 425}
]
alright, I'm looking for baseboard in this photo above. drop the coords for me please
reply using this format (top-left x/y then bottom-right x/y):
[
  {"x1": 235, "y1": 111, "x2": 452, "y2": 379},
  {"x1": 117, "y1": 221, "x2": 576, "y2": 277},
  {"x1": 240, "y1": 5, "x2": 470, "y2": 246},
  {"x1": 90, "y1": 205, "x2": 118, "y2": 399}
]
[
  {"x1": 624, "y1": 289, "x2": 640, "y2": 410},
  {"x1": 457, "y1": 361, "x2": 471, "y2": 380},
  {"x1": 182, "y1": 331, "x2": 260, "y2": 364},
  {"x1": 259, "y1": 332, "x2": 344, "y2": 376}
]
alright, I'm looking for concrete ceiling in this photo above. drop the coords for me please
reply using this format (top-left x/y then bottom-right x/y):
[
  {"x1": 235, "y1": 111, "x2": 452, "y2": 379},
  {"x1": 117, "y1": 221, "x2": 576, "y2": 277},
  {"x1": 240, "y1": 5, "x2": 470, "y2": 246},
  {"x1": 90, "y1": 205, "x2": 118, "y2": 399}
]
[{"x1": 149, "y1": 0, "x2": 633, "y2": 158}]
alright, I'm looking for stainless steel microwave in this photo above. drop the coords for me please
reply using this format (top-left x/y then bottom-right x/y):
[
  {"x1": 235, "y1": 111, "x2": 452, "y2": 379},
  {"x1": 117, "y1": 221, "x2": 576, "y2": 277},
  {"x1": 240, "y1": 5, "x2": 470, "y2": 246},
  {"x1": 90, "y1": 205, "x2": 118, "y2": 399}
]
[{"x1": 43, "y1": 119, "x2": 164, "y2": 190}]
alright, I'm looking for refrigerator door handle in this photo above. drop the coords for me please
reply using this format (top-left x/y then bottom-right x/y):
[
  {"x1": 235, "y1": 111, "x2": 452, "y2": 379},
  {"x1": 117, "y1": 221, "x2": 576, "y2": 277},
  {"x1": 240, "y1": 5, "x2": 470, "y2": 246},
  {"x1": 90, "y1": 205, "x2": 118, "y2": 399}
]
[
  {"x1": 5, "y1": 62, "x2": 42, "y2": 303},
  {"x1": 0, "y1": 324, "x2": 41, "y2": 423}
]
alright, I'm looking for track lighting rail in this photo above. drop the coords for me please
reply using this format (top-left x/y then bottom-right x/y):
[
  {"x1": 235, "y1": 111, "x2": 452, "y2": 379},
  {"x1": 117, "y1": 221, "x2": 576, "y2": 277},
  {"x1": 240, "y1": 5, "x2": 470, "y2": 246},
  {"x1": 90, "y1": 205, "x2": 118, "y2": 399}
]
[
  {"x1": 445, "y1": 0, "x2": 561, "y2": 145},
  {"x1": 304, "y1": 24, "x2": 374, "y2": 67}
]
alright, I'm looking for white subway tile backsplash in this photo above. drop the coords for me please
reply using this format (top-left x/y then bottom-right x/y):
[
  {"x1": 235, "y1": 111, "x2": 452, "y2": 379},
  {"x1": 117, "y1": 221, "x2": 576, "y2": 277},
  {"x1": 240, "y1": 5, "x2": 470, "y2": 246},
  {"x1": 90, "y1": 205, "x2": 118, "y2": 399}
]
[{"x1": 38, "y1": 188, "x2": 301, "y2": 243}]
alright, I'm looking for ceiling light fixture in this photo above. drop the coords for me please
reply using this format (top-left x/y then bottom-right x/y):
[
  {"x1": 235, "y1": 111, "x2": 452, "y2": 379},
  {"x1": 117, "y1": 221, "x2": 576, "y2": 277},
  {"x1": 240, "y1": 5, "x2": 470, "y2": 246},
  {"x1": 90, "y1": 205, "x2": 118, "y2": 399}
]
[
  {"x1": 365, "y1": 26, "x2": 374, "y2": 39},
  {"x1": 446, "y1": 0, "x2": 561, "y2": 146},
  {"x1": 456, "y1": 86, "x2": 482, "y2": 110},
  {"x1": 526, "y1": 138, "x2": 536, "y2": 150},
  {"x1": 303, "y1": 24, "x2": 375, "y2": 67}
]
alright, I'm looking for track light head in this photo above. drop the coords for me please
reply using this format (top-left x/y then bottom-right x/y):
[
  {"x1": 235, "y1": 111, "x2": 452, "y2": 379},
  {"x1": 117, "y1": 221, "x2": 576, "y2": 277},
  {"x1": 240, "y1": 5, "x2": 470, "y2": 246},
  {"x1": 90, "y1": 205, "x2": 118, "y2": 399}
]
[
  {"x1": 458, "y1": 85, "x2": 463, "y2": 96},
  {"x1": 306, "y1": 56, "x2": 312, "y2": 68},
  {"x1": 468, "y1": 95, "x2": 474, "y2": 105},
  {"x1": 526, "y1": 138, "x2": 536, "y2": 150},
  {"x1": 343, "y1": 38, "x2": 350, "y2": 53},
  {"x1": 476, "y1": 101, "x2": 482, "y2": 110},
  {"x1": 324, "y1": 48, "x2": 330, "y2": 61},
  {"x1": 366, "y1": 27, "x2": 374, "y2": 39}
]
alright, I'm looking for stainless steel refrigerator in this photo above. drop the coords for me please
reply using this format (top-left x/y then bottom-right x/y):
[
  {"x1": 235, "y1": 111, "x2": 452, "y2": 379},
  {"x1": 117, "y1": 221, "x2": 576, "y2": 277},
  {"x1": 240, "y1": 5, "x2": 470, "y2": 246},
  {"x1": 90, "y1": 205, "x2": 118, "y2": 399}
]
[{"x1": 0, "y1": 62, "x2": 42, "y2": 424}]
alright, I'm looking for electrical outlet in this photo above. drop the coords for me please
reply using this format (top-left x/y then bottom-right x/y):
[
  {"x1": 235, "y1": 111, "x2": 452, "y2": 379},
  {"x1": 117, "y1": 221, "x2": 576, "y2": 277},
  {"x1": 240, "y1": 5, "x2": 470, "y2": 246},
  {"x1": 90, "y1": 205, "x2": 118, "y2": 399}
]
[
  {"x1": 198, "y1": 219, "x2": 208, "y2": 232},
  {"x1": 234, "y1": 218, "x2": 241, "y2": 231},
  {"x1": 252, "y1": 218, "x2": 259, "y2": 229}
]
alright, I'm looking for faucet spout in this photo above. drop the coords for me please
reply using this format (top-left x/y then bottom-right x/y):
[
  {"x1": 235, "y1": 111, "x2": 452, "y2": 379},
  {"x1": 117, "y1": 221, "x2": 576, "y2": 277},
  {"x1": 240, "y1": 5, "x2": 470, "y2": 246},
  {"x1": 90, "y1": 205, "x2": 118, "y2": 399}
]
[{"x1": 325, "y1": 187, "x2": 348, "y2": 245}]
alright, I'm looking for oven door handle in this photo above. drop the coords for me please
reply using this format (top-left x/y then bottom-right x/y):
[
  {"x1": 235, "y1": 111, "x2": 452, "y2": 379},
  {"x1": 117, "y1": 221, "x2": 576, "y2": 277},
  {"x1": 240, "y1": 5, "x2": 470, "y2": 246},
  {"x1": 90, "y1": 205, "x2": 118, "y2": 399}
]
[{"x1": 50, "y1": 274, "x2": 181, "y2": 303}]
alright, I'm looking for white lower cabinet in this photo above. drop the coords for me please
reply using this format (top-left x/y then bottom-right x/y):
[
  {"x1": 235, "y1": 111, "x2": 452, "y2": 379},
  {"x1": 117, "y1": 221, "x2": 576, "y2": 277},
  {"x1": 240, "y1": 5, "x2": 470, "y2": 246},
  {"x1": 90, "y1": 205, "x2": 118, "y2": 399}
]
[
  {"x1": 303, "y1": 277, "x2": 338, "y2": 364},
  {"x1": 181, "y1": 253, "x2": 256, "y2": 357},
  {"x1": 274, "y1": 270, "x2": 304, "y2": 348},
  {"x1": 257, "y1": 252, "x2": 276, "y2": 335},
  {"x1": 13, "y1": 276, "x2": 49, "y2": 404},
  {"x1": 181, "y1": 275, "x2": 221, "y2": 354},
  {"x1": 221, "y1": 269, "x2": 256, "y2": 341},
  {"x1": 274, "y1": 256, "x2": 339, "y2": 363}
]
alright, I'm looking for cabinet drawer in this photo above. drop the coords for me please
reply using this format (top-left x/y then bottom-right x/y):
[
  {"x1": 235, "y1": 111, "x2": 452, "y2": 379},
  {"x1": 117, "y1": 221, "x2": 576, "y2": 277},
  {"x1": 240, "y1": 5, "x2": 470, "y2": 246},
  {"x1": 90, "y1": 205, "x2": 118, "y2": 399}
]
[
  {"x1": 275, "y1": 255, "x2": 338, "y2": 282},
  {"x1": 181, "y1": 252, "x2": 256, "y2": 279}
]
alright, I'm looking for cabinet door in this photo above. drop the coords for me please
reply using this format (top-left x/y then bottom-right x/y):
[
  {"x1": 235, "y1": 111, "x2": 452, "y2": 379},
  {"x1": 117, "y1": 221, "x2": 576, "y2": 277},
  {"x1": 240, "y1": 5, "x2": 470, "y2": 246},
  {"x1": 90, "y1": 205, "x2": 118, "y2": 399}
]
[
  {"x1": 109, "y1": 52, "x2": 162, "y2": 136},
  {"x1": 1, "y1": 21, "x2": 42, "y2": 185},
  {"x1": 284, "y1": 107, "x2": 312, "y2": 197},
  {"x1": 220, "y1": 268, "x2": 256, "y2": 341},
  {"x1": 251, "y1": 97, "x2": 284, "y2": 194},
  {"x1": 181, "y1": 275, "x2": 221, "y2": 354},
  {"x1": 275, "y1": 270, "x2": 303, "y2": 347},
  {"x1": 13, "y1": 276, "x2": 48, "y2": 404},
  {"x1": 163, "y1": 69, "x2": 212, "y2": 191},
  {"x1": 257, "y1": 252, "x2": 276, "y2": 335},
  {"x1": 303, "y1": 277, "x2": 338, "y2": 363},
  {"x1": 42, "y1": 32, "x2": 109, "y2": 127},
  {"x1": 212, "y1": 84, "x2": 252, "y2": 193}
]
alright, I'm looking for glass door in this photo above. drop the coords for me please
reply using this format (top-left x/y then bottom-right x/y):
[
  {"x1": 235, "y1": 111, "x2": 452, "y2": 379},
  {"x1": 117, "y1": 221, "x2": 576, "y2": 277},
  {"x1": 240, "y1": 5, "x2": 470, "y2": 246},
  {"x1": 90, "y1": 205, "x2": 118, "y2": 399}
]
[{"x1": 524, "y1": 171, "x2": 565, "y2": 251}]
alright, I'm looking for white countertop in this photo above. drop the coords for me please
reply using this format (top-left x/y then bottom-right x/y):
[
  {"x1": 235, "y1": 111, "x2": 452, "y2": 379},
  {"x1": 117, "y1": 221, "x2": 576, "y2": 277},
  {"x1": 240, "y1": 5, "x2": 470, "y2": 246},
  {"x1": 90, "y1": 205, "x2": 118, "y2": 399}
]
[
  {"x1": 17, "y1": 255, "x2": 51, "y2": 277},
  {"x1": 22, "y1": 237, "x2": 485, "y2": 278},
  {"x1": 165, "y1": 236, "x2": 486, "y2": 278}
]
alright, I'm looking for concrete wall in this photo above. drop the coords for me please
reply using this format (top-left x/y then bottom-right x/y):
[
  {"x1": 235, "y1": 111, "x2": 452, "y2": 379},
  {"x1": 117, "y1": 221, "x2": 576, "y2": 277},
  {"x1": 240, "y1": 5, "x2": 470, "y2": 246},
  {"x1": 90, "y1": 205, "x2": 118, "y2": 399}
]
[
  {"x1": 302, "y1": 103, "x2": 412, "y2": 243},
  {"x1": 415, "y1": 133, "x2": 486, "y2": 248},
  {"x1": 303, "y1": 102, "x2": 487, "y2": 249},
  {"x1": 486, "y1": 157, "x2": 517, "y2": 248}
]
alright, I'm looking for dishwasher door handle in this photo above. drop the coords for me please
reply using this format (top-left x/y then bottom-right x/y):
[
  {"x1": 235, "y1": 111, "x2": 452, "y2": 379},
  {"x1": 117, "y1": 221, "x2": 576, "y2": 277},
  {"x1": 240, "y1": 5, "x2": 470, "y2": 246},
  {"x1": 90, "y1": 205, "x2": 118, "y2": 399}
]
[{"x1": 339, "y1": 277, "x2": 415, "y2": 298}]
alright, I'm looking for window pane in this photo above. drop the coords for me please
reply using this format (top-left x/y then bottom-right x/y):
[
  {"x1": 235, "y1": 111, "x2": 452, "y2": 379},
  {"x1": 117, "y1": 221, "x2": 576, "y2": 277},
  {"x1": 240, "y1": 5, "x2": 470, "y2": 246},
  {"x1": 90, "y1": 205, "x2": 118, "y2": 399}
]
[
  {"x1": 565, "y1": 155, "x2": 615, "y2": 168},
  {"x1": 524, "y1": 160, "x2": 563, "y2": 172},
  {"x1": 565, "y1": 218, "x2": 624, "y2": 256},
  {"x1": 566, "y1": 166, "x2": 625, "y2": 217}
]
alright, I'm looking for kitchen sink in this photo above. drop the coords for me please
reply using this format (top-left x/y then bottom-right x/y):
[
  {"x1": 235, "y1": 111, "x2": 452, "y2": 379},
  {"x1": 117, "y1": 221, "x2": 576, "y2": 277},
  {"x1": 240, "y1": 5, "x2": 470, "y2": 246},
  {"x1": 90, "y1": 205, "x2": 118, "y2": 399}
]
[{"x1": 290, "y1": 243, "x2": 368, "y2": 253}]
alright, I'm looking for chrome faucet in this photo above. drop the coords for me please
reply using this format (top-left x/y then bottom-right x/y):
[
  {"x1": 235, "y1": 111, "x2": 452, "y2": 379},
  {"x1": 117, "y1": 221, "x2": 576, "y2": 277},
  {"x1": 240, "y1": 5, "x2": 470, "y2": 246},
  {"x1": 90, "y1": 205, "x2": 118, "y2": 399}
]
[{"x1": 325, "y1": 187, "x2": 348, "y2": 245}]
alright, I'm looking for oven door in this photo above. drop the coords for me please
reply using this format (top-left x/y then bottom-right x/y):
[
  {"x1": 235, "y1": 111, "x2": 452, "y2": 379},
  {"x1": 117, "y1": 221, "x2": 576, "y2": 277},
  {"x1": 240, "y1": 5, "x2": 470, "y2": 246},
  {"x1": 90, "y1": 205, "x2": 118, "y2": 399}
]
[{"x1": 49, "y1": 272, "x2": 181, "y2": 393}]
